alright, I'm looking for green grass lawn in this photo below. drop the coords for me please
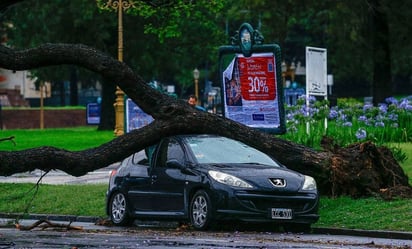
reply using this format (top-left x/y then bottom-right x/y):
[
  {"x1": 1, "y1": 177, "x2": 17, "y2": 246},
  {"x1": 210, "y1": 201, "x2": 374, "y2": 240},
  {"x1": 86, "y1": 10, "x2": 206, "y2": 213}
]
[
  {"x1": 394, "y1": 143, "x2": 412, "y2": 185},
  {"x1": 0, "y1": 183, "x2": 107, "y2": 217},
  {"x1": 0, "y1": 127, "x2": 113, "y2": 151},
  {"x1": 316, "y1": 196, "x2": 412, "y2": 232},
  {"x1": 0, "y1": 127, "x2": 411, "y2": 232}
]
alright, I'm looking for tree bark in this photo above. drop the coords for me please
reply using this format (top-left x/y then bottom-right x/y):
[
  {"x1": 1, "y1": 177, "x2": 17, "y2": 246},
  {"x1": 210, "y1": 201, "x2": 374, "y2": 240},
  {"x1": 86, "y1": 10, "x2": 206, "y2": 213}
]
[{"x1": 0, "y1": 0, "x2": 411, "y2": 199}]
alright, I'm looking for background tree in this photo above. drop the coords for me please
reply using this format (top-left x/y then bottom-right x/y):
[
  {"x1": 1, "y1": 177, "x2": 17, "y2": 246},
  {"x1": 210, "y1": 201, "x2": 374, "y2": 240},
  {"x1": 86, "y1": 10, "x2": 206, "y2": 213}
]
[
  {"x1": 228, "y1": 0, "x2": 411, "y2": 102},
  {"x1": 2, "y1": 0, "x2": 119, "y2": 129},
  {"x1": 114, "y1": 0, "x2": 227, "y2": 98},
  {"x1": 370, "y1": 0, "x2": 392, "y2": 105},
  {"x1": 2, "y1": 0, "x2": 411, "y2": 118},
  {"x1": 2, "y1": 0, "x2": 227, "y2": 128}
]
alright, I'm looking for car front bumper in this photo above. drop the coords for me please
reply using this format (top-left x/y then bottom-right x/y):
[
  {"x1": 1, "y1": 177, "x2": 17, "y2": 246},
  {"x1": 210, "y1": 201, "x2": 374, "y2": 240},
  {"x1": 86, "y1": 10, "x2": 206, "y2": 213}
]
[{"x1": 210, "y1": 189, "x2": 319, "y2": 224}]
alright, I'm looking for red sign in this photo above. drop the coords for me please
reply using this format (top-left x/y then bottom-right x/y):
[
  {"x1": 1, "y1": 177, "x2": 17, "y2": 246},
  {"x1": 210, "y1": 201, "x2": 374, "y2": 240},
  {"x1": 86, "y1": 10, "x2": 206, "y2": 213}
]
[{"x1": 238, "y1": 56, "x2": 277, "y2": 101}]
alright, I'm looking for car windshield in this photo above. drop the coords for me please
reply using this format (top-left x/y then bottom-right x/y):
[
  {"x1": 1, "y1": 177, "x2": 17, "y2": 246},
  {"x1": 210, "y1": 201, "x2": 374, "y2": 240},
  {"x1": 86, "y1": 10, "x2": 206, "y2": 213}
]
[{"x1": 184, "y1": 136, "x2": 280, "y2": 167}]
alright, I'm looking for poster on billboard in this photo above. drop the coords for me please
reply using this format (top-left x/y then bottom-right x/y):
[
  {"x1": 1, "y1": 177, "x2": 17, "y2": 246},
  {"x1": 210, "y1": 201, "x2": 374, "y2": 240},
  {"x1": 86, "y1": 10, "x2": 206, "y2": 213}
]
[
  {"x1": 125, "y1": 98, "x2": 153, "y2": 133},
  {"x1": 86, "y1": 103, "x2": 100, "y2": 125},
  {"x1": 306, "y1": 47, "x2": 327, "y2": 96},
  {"x1": 220, "y1": 52, "x2": 284, "y2": 133}
]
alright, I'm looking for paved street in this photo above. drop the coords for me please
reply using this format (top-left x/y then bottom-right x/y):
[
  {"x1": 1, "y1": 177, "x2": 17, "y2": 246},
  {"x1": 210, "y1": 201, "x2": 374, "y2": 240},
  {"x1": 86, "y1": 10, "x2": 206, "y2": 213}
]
[
  {"x1": 0, "y1": 163, "x2": 118, "y2": 185},
  {"x1": 0, "y1": 219, "x2": 412, "y2": 249}
]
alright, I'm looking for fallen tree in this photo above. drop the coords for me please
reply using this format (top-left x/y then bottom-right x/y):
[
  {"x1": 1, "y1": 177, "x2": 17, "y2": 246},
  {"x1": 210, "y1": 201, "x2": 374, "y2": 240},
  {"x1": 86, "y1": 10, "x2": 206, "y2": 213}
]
[{"x1": 0, "y1": 1, "x2": 411, "y2": 199}]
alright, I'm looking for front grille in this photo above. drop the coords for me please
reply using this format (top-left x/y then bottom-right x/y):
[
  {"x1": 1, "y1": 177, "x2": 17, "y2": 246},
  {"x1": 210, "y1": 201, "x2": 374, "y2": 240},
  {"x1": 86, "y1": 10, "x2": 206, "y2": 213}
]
[
  {"x1": 236, "y1": 192, "x2": 317, "y2": 213},
  {"x1": 250, "y1": 199, "x2": 306, "y2": 211}
]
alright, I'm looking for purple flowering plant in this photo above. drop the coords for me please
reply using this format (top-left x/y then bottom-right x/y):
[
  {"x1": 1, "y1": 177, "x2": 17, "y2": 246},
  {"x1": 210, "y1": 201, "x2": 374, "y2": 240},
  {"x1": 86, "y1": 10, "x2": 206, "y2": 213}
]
[{"x1": 280, "y1": 95, "x2": 412, "y2": 149}]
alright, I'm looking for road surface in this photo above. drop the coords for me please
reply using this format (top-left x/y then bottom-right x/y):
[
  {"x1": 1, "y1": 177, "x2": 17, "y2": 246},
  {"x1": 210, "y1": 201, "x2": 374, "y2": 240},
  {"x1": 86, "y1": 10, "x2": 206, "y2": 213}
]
[{"x1": 0, "y1": 219, "x2": 411, "y2": 249}]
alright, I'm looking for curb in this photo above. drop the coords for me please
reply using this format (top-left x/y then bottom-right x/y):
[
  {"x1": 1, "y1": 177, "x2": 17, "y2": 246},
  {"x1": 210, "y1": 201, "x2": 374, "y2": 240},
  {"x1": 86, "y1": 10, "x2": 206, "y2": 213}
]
[
  {"x1": 313, "y1": 227, "x2": 412, "y2": 241},
  {"x1": 1, "y1": 212, "x2": 411, "y2": 241},
  {"x1": 0, "y1": 212, "x2": 100, "y2": 223}
]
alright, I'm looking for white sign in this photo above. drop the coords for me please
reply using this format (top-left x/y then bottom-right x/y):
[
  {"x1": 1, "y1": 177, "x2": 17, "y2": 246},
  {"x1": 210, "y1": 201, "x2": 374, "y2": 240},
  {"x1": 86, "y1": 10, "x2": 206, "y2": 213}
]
[{"x1": 306, "y1": 47, "x2": 327, "y2": 96}]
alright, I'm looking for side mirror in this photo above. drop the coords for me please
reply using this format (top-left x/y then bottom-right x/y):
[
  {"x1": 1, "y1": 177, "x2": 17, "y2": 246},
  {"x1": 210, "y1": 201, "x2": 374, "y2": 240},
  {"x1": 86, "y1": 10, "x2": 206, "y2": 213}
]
[{"x1": 166, "y1": 159, "x2": 185, "y2": 169}]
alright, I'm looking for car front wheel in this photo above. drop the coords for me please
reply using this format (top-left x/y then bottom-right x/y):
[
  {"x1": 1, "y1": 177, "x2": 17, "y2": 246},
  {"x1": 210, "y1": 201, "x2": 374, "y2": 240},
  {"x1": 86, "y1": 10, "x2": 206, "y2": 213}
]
[
  {"x1": 190, "y1": 190, "x2": 212, "y2": 230},
  {"x1": 109, "y1": 192, "x2": 132, "y2": 226}
]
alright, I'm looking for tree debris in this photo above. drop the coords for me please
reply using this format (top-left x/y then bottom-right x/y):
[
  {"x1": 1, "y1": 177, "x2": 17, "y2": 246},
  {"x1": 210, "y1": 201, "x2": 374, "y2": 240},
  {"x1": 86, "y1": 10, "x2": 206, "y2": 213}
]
[{"x1": 15, "y1": 219, "x2": 83, "y2": 231}]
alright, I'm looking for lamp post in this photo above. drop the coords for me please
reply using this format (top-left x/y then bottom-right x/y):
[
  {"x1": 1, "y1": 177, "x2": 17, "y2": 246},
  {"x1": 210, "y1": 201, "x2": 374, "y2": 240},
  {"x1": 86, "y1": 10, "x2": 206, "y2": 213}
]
[
  {"x1": 290, "y1": 62, "x2": 296, "y2": 83},
  {"x1": 100, "y1": 0, "x2": 135, "y2": 136},
  {"x1": 281, "y1": 61, "x2": 296, "y2": 88},
  {"x1": 193, "y1": 68, "x2": 200, "y2": 104}
]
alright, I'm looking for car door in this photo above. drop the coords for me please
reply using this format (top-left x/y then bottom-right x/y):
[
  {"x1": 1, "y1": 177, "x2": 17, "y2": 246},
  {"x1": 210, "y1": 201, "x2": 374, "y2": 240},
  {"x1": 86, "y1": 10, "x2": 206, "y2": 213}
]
[
  {"x1": 148, "y1": 138, "x2": 188, "y2": 215},
  {"x1": 122, "y1": 151, "x2": 152, "y2": 212}
]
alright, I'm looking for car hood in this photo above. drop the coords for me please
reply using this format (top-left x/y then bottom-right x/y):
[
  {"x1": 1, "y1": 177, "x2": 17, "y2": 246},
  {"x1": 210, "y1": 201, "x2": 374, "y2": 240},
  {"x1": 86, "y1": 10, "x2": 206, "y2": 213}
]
[{"x1": 200, "y1": 163, "x2": 306, "y2": 192}]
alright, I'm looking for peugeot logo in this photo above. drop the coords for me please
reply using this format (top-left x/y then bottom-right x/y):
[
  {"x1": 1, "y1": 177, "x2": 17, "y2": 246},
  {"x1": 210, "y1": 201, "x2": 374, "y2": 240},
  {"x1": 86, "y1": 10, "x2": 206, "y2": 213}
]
[{"x1": 270, "y1": 178, "x2": 286, "y2": 187}]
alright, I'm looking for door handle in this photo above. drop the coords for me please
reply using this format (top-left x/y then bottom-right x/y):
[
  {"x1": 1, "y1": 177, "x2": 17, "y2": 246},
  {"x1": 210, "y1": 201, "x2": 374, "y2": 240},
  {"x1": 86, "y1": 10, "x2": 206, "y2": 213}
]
[{"x1": 151, "y1": 175, "x2": 158, "y2": 184}]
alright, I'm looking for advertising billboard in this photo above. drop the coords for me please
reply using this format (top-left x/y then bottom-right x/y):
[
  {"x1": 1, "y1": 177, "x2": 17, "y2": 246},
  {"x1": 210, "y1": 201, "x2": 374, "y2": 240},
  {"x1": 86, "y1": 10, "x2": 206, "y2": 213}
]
[
  {"x1": 86, "y1": 103, "x2": 100, "y2": 125},
  {"x1": 222, "y1": 53, "x2": 282, "y2": 131},
  {"x1": 219, "y1": 23, "x2": 285, "y2": 134},
  {"x1": 125, "y1": 98, "x2": 153, "y2": 133}
]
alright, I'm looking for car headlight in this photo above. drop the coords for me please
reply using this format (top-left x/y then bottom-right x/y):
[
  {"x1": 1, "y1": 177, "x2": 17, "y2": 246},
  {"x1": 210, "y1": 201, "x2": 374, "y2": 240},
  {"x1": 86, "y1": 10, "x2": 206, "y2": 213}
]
[
  {"x1": 302, "y1": 175, "x2": 317, "y2": 190},
  {"x1": 208, "y1": 170, "x2": 253, "y2": 189}
]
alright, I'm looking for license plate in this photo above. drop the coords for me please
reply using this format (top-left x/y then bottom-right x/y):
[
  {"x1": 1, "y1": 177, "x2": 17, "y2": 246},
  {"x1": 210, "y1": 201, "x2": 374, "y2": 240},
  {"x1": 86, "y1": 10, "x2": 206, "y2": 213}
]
[{"x1": 271, "y1": 208, "x2": 293, "y2": 220}]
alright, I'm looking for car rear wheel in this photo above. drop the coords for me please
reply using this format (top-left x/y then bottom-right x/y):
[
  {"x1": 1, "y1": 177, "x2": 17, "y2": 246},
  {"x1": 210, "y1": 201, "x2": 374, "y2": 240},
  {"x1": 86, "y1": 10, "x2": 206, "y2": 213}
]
[
  {"x1": 109, "y1": 192, "x2": 132, "y2": 226},
  {"x1": 190, "y1": 190, "x2": 212, "y2": 230}
]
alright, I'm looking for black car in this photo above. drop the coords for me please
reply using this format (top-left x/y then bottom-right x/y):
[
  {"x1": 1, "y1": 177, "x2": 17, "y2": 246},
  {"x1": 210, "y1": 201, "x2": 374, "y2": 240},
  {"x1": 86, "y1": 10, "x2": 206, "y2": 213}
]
[{"x1": 106, "y1": 134, "x2": 319, "y2": 231}]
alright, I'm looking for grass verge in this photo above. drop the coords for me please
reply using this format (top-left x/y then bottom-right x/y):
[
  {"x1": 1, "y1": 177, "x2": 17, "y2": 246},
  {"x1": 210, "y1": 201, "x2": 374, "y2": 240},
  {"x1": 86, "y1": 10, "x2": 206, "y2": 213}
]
[
  {"x1": 316, "y1": 196, "x2": 412, "y2": 232},
  {"x1": 391, "y1": 142, "x2": 412, "y2": 185},
  {"x1": 0, "y1": 183, "x2": 107, "y2": 217},
  {"x1": 0, "y1": 127, "x2": 113, "y2": 151}
]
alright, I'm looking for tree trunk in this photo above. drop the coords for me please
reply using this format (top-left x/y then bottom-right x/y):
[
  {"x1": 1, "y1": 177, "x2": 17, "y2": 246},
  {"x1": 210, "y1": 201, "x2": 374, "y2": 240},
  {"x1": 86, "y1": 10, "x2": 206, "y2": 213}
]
[
  {"x1": 0, "y1": 0, "x2": 410, "y2": 199},
  {"x1": 370, "y1": 0, "x2": 392, "y2": 105},
  {"x1": 69, "y1": 67, "x2": 78, "y2": 106},
  {"x1": 97, "y1": 79, "x2": 115, "y2": 131},
  {"x1": 57, "y1": 80, "x2": 65, "y2": 106}
]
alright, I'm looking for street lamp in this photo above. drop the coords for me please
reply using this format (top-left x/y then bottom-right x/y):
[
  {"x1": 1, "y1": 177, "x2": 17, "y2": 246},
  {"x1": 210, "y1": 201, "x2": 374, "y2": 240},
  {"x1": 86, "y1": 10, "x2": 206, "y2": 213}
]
[
  {"x1": 281, "y1": 61, "x2": 287, "y2": 87},
  {"x1": 281, "y1": 61, "x2": 296, "y2": 88},
  {"x1": 290, "y1": 62, "x2": 296, "y2": 83},
  {"x1": 99, "y1": 0, "x2": 136, "y2": 136},
  {"x1": 193, "y1": 68, "x2": 200, "y2": 103}
]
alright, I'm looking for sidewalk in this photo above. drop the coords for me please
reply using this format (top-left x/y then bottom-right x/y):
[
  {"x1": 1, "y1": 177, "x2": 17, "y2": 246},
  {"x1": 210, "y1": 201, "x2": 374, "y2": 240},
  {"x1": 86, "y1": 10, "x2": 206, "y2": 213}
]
[{"x1": 0, "y1": 213, "x2": 177, "y2": 231}]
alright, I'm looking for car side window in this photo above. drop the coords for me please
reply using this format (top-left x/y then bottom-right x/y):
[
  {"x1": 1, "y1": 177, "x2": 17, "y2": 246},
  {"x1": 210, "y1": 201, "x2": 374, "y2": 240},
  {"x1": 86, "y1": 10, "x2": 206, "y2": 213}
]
[
  {"x1": 157, "y1": 138, "x2": 185, "y2": 168},
  {"x1": 131, "y1": 150, "x2": 149, "y2": 166}
]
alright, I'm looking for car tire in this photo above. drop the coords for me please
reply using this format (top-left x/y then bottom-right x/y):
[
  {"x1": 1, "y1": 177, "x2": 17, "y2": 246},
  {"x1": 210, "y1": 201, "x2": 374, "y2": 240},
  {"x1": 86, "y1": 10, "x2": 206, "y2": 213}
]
[
  {"x1": 190, "y1": 190, "x2": 212, "y2": 230},
  {"x1": 109, "y1": 192, "x2": 133, "y2": 226}
]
